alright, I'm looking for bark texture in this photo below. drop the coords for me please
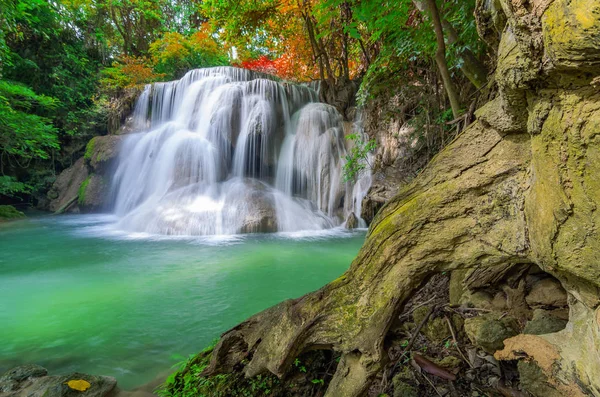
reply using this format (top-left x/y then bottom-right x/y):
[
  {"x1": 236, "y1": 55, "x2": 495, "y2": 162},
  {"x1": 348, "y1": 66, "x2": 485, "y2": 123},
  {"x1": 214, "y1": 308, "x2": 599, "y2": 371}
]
[{"x1": 206, "y1": 0, "x2": 600, "y2": 395}]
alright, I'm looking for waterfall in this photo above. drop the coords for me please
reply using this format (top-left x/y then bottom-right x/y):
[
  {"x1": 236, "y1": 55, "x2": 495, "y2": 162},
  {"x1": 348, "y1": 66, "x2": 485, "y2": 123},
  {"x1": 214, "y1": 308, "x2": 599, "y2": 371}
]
[
  {"x1": 345, "y1": 110, "x2": 373, "y2": 229},
  {"x1": 111, "y1": 67, "x2": 369, "y2": 235}
]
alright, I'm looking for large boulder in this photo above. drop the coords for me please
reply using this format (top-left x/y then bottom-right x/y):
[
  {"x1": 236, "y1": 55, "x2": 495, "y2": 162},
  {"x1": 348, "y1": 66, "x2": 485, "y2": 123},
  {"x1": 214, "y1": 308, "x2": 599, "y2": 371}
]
[
  {"x1": 237, "y1": 181, "x2": 278, "y2": 233},
  {"x1": 47, "y1": 158, "x2": 89, "y2": 213},
  {"x1": 344, "y1": 212, "x2": 359, "y2": 229},
  {"x1": 77, "y1": 174, "x2": 110, "y2": 212},
  {"x1": 48, "y1": 135, "x2": 123, "y2": 214},
  {"x1": 84, "y1": 135, "x2": 123, "y2": 174}
]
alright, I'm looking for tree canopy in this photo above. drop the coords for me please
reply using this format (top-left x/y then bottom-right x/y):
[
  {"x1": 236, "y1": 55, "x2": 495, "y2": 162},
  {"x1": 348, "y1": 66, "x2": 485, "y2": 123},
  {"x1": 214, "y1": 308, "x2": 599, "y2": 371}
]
[{"x1": 0, "y1": 0, "x2": 489, "y2": 203}]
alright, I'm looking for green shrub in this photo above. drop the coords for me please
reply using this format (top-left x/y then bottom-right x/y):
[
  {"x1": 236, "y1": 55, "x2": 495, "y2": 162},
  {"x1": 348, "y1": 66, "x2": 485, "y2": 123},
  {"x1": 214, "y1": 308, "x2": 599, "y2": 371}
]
[{"x1": 0, "y1": 205, "x2": 25, "y2": 220}]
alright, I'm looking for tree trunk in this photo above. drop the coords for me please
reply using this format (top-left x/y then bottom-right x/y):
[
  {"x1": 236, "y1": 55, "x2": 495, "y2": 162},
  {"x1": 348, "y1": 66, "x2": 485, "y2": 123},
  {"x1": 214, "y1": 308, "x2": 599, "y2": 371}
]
[
  {"x1": 203, "y1": 1, "x2": 600, "y2": 395},
  {"x1": 422, "y1": 0, "x2": 461, "y2": 118},
  {"x1": 441, "y1": 18, "x2": 488, "y2": 88}
]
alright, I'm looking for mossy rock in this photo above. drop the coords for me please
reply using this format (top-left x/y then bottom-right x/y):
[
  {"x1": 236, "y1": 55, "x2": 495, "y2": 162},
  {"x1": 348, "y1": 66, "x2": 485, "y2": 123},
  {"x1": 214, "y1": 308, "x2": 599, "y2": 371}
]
[
  {"x1": 84, "y1": 135, "x2": 123, "y2": 174},
  {"x1": 0, "y1": 205, "x2": 25, "y2": 221},
  {"x1": 412, "y1": 306, "x2": 449, "y2": 343},
  {"x1": 542, "y1": 0, "x2": 600, "y2": 71},
  {"x1": 523, "y1": 309, "x2": 568, "y2": 335},
  {"x1": 78, "y1": 174, "x2": 108, "y2": 212},
  {"x1": 464, "y1": 314, "x2": 519, "y2": 353},
  {"x1": 412, "y1": 306, "x2": 464, "y2": 344},
  {"x1": 392, "y1": 377, "x2": 418, "y2": 397},
  {"x1": 433, "y1": 355, "x2": 462, "y2": 370},
  {"x1": 460, "y1": 290, "x2": 494, "y2": 310},
  {"x1": 518, "y1": 361, "x2": 563, "y2": 397}
]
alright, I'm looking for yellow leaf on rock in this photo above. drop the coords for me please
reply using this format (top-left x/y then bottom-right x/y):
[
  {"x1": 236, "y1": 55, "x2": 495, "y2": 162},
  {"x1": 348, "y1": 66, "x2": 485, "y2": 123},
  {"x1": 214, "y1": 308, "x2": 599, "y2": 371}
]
[{"x1": 66, "y1": 379, "x2": 91, "y2": 391}]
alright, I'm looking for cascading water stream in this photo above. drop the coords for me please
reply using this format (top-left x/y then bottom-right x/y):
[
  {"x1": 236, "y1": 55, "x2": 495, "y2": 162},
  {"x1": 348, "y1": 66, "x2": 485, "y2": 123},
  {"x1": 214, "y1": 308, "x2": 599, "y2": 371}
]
[{"x1": 111, "y1": 67, "x2": 369, "y2": 235}]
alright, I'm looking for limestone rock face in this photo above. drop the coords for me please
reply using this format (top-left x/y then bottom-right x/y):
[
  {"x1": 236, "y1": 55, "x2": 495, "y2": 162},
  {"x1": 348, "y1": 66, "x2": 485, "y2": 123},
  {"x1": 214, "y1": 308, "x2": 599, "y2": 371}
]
[
  {"x1": 48, "y1": 135, "x2": 123, "y2": 214},
  {"x1": 85, "y1": 135, "x2": 123, "y2": 174},
  {"x1": 47, "y1": 158, "x2": 89, "y2": 213},
  {"x1": 542, "y1": 0, "x2": 600, "y2": 70},
  {"x1": 78, "y1": 174, "x2": 109, "y2": 212},
  {"x1": 237, "y1": 182, "x2": 278, "y2": 234}
]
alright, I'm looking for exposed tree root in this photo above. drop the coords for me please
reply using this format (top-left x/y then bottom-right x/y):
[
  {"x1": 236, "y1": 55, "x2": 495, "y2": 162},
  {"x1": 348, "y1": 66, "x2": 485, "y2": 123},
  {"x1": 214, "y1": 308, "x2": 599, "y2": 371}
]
[
  {"x1": 205, "y1": 121, "x2": 532, "y2": 396},
  {"x1": 203, "y1": 0, "x2": 600, "y2": 395}
]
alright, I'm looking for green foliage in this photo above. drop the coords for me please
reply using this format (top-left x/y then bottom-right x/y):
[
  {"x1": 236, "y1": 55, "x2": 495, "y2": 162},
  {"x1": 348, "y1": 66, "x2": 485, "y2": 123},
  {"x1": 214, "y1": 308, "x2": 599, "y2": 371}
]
[
  {"x1": 343, "y1": 133, "x2": 376, "y2": 182},
  {"x1": 0, "y1": 204, "x2": 25, "y2": 219},
  {"x1": 0, "y1": 0, "x2": 107, "y2": 200},
  {"x1": 0, "y1": 80, "x2": 59, "y2": 165},
  {"x1": 293, "y1": 357, "x2": 307, "y2": 373},
  {"x1": 0, "y1": 176, "x2": 31, "y2": 196},
  {"x1": 354, "y1": 0, "x2": 485, "y2": 104}
]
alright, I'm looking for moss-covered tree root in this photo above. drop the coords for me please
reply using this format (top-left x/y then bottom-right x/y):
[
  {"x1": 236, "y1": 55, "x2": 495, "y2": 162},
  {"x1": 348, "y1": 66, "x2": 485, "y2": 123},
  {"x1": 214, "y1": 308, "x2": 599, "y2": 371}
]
[{"x1": 199, "y1": 0, "x2": 600, "y2": 395}]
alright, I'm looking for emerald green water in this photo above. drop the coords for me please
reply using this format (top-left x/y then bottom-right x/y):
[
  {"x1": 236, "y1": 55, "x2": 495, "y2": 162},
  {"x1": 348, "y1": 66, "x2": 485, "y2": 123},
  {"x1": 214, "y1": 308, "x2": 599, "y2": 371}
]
[{"x1": 0, "y1": 215, "x2": 365, "y2": 389}]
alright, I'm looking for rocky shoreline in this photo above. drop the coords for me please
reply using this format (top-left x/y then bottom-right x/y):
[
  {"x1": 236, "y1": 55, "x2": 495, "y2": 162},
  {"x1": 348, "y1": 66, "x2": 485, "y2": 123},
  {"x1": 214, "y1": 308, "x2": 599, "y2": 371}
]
[{"x1": 0, "y1": 364, "x2": 165, "y2": 397}]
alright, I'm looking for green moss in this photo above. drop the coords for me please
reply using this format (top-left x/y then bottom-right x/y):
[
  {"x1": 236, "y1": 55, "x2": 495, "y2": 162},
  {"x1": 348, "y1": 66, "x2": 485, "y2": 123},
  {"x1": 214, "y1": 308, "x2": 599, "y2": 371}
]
[
  {"x1": 464, "y1": 314, "x2": 519, "y2": 353},
  {"x1": 84, "y1": 138, "x2": 96, "y2": 161},
  {"x1": 78, "y1": 177, "x2": 91, "y2": 205},
  {"x1": 0, "y1": 205, "x2": 25, "y2": 220},
  {"x1": 392, "y1": 377, "x2": 418, "y2": 397},
  {"x1": 433, "y1": 355, "x2": 461, "y2": 370},
  {"x1": 518, "y1": 361, "x2": 563, "y2": 397},
  {"x1": 159, "y1": 341, "x2": 281, "y2": 397}
]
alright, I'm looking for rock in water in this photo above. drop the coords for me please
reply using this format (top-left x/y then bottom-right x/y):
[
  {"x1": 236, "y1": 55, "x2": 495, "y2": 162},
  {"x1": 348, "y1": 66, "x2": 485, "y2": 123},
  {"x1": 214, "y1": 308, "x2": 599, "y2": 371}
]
[
  {"x1": 47, "y1": 158, "x2": 88, "y2": 213},
  {"x1": 0, "y1": 365, "x2": 47, "y2": 392},
  {"x1": 345, "y1": 212, "x2": 359, "y2": 229},
  {"x1": 0, "y1": 366, "x2": 117, "y2": 397}
]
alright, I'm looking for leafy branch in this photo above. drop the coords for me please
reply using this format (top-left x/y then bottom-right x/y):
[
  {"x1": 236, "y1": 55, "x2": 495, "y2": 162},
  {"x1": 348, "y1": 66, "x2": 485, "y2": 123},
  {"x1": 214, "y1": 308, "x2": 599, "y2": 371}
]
[{"x1": 343, "y1": 133, "x2": 376, "y2": 182}]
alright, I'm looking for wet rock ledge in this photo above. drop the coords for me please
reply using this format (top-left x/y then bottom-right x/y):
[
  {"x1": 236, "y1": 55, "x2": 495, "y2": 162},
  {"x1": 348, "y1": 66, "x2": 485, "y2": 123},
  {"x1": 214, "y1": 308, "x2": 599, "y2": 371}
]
[{"x1": 0, "y1": 365, "x2": 157, "y2": 397}]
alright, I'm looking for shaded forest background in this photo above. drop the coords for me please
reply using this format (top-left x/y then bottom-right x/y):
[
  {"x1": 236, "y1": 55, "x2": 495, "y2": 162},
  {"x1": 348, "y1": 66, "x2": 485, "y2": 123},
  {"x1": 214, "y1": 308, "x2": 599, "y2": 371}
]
[{"x1": 0, "y1": 0, "x2": 492, "y2": 207}]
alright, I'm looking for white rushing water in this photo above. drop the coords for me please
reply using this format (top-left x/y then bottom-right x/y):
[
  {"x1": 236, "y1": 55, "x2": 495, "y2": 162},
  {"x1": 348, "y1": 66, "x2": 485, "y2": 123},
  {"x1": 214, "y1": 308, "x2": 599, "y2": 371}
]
[{"x1": 111, "y1": 67, "x2": 370, "y2": 235}]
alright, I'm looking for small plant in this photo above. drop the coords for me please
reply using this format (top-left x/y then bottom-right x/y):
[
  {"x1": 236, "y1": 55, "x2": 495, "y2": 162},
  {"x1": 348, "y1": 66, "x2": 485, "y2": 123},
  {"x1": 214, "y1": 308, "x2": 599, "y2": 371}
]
[
  {"x1": 443, "y1": 338, "x2": 457, "y2": 349},
  {"x1": 343, "y1": 133, "x2": 376, "y2": 182},
  {"x1": 293, "y1": 357, "x2": 307, "y2": 373},
  {"x1": 311, "y1": 378, "x2": 325, "y2": 386}
]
